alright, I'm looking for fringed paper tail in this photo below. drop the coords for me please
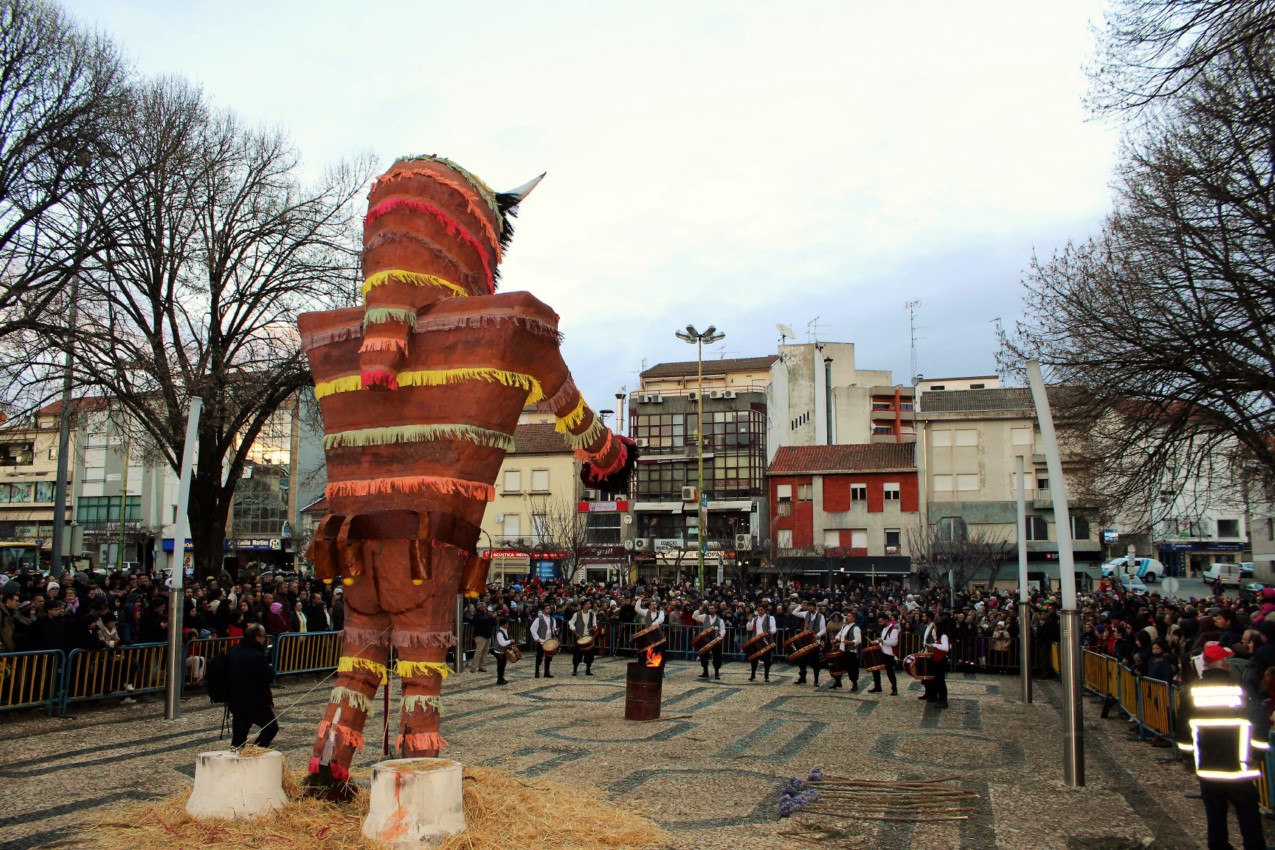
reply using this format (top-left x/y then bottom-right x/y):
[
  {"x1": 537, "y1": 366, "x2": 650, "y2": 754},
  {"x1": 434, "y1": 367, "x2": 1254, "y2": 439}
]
[
  {"x1": 580, "y1": 435, "x2": 639, "y2": 494},
  {"x1": 397, "y1": 732, "x2": 449, "y2": 754},
  {"x1": 316, "y1": 720, "x2": 366, "y2": 749},
  {"x1": 391, "y1": 630, "x2": 458, "y2": 649}
]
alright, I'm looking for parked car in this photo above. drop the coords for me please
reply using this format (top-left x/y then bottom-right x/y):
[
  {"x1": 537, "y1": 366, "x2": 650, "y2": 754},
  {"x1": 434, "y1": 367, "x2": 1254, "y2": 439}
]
[
  {"x1": 1119, "y1": 575, "x2": 1149, "y2": 595},
  {"x1": 1240, "y1": 581, "x2": 1267, "y2": 603},
  {"x1": 1202, "y1": 562, "x2": 1243, "y2": 586},
  {"x1": 1241, "y1": 562, "x2": 1254, "y2": 578},
  {"x1": 1100, "y1": 557, "x2": 1165, "y2": 583}
]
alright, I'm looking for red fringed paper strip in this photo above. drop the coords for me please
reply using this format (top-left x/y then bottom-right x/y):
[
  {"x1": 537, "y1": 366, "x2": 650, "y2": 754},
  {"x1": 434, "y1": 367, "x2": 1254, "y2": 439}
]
[
  {"x1": 316, "y1": 720, "x2": 366, "y2": 750},
  {"x1": 397, "y1": 732, "x2": 448, "y2": 754},
  {"x1": 361, "y1": 369, "x2": 399, "y2": 390},
  {"x1": 365, "y1": 198, "x2": 494, "y2": 293},
  {"x1": 545, "y1": 377, "x2": 579, "y2": 413},
  {"x1": 342, "y1": 625, "x2": 391, "y2": 647},
  {"x1": 308, "y1": 757, "x2": 321, "y2": 774},
  {"x1": 331, "y1": 763, "x2": 350, "y2": 782}
]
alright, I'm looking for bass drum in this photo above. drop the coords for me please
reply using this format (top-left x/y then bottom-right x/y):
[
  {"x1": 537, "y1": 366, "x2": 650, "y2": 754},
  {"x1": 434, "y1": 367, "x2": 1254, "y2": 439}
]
[
  {"x1": 784, "y1": 630, "x2": 819, "y2": 662},
  {"x1": 742, "y1": 632, "x2": 777, "y2": 661},
  {"x1": 634, "y1": 624, "x2": 667, "y2": 653},
  {"x1": 824, "y1": 649, "x2": 847, "y2": 676},
  {"x1": 692, "y1": 627, "x2": 724, "y2": 656},
  {"x1": 541, "y1": 638, "x2": 561, "y2": 657},
  {"x1": 860, "y1": 643, "x2": 887, "y2": 672},
  {"x1": 903, "y1": 652, "x2": 935, "y2": 681},
  {"x1": 575, "y1": 634, "x2": 596, "y2": 653}
]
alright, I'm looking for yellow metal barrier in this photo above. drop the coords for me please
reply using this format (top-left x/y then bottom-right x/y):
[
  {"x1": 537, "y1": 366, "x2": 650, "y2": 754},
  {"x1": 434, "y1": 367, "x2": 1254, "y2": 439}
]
[
  {"x1": 63, "y1": 643, "x2": 167, "y2": 711},
  {"x1": 274, "y1": 631, "x2": 344, "y2": 676},
  {"x1": 1050, "y1": 643, "x2": 1060, "y2": 675},
  {"x1": 0, "y1": 650, "x2": 63, "y2": 715},
  {"x1": 1119, "y1": 665, "x2": 1138, "y2": 717},
  {"x1": 185, "y1": 637, "x2": 237, "y2": 684},
  {"x1": 1138, "y1": 677, "x2": 1173, "y2": 737}
]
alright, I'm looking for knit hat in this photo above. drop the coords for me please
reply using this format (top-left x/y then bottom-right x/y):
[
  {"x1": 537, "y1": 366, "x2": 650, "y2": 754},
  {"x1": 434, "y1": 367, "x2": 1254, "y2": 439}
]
[{"x1": 1202, "y1": 642, "x2": 1234, "y2": 663}]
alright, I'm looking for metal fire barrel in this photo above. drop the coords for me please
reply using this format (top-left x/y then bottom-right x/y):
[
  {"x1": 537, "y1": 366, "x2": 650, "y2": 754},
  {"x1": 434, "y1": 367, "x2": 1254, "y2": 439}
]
[{"x1": 625, "y1": 661, "x2": 663, "y2": 721}]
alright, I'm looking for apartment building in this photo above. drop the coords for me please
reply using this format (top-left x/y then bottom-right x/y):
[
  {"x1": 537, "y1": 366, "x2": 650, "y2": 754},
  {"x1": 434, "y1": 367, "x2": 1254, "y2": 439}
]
[{"x1": 916, "y1": 387, "x2": 1102, "y2": 583}]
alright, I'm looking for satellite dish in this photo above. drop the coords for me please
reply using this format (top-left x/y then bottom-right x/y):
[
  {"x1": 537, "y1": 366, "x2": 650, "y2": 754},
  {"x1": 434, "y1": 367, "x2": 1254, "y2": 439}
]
[{"x1": 777, "y1": 323, "x2": 795, "y2": 341}]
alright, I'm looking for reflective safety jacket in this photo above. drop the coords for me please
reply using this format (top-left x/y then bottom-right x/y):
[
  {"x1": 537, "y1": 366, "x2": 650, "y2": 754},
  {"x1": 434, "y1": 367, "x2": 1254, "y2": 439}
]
[{"x1": 1175, "y1": 668, "x2": 1271, "y2": 781}]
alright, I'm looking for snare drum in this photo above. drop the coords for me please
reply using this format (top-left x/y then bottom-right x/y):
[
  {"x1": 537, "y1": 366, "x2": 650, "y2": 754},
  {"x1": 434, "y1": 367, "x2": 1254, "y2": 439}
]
[
  {"x1": 541, "y1": 638, "x2": 561, "y2": 657},
  {"x1": 495, "y1": 644, "x2": 521, "y2": 663},
  {"x1": 860, "y1": 643, "x2": 887, "y2": 672},
  {"x1": 575, "y1": 634, "x2": 595, "y2": 653},
  {"x1": 903, "y1": 651, "x2": 935, "y2": 681},
  {"x1": 742, "y1": 632, "x2": 777, "y2": 661},
  {"x1": 692, "y1": 627, "x2": 724, "y2": 656},
  {"x1": 633, "y1": 624, "x2": 666, "y2": 653},
  {"x1": 784, "y1": 629, "x2": 819, "y2": 662}
]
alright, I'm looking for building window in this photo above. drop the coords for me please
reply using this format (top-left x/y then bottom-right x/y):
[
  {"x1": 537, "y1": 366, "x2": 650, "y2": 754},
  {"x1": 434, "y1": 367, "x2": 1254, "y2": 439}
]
[
  {"x1": 76, "y1": 495, "x2": 142, "y2": 529},
  {"x1": 1071, "y1": 516, "x2": 1090, "y2": 540},
  {"x1": 503, "y1": 469, "x2": 521, "y2": 494},
  {"x1": 530, "y1": 469, "x2": 550, "y2": 493},
  {"x1": 1269, "y1": 517, "x2": 1274, "y2": 541},
  {"x1": 585, "y1": 512, "x2": 621, "y2": 545},
  {"x1": 851, "y1": 484, "x2": 867, "y2": 502},
  {"x1": 931, "y1": 385, "x2": 946, "y2": 391},
  {"x1": 1011, "y1": 427, "x2": 1032, "y2": 446},
  {"x1": 955, "y1": 429, "x2": 978, "y2": 447},
  {"x1": 776, "y1": 484, "x2": 792, "y2": 500},
  {"x1": 883, "y1": 482, "x2": 900, "y2": 501},
  {"x1": 969, "y1": 383, "x2": 985, "y2": 390},
  {"x1": 850, "y1": 529, "x2": 867, "y2": 549},
  {"x1": 885, "y1": 529, "x2": 901, "y2": 552},
  {"x1": 0, "y1": 442, "x2": 34, "y2": 466},
  {"x1": 932, "y1": 430, "x2": 952, "y2": 448},
  {"x1": 1036, "y1": 475, "x2": 1049, "y2": 491},
  {"x1": 501, "y1": 514, "x2": 520, "y2": 541},
  {"x1": 1027, "y1": 516, "x2": 1048, "y2": 541},
  {"x1": 34, "y1": 481, "x2": 56, "y2": 503},
  {"x1": 1217, "y1": 518, "x2": 1241, "y2": 538},
  {"x1": 933, "y1": 475, "x2": 953, "y2": 492},
  {"x1": 797, "y1": 484, "x2": 813, "y2": 501},
  {"x1": 823, "y1": 530, "x2": 841, "y2": 548},
  {"x1": 777, "y1": 529, "x2": 793, "y2": 549},
  {"x1": 936, "y1": 516, "x2": 966, "y2": 542},
  {"x1": 956, "y1": 474, "x2": 980, "y2": 491}
]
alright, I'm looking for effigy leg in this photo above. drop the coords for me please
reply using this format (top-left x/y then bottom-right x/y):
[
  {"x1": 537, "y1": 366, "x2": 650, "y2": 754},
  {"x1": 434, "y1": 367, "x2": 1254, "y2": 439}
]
[{"x1": 308, "y1": 575, "x2": 390, "y2": 783}]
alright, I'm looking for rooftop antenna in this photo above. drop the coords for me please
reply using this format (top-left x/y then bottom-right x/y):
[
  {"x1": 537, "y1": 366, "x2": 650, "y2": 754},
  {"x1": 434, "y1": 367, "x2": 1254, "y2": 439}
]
[
  {"x1": 806, "y1": 317, "x2": 823, "y2": 344},
  {"x1": 905, "y1": 299, "x2": 921, "y2": 383},
  {"x1": 777, "y1": 323, "x2": 795, "y2": 345}
]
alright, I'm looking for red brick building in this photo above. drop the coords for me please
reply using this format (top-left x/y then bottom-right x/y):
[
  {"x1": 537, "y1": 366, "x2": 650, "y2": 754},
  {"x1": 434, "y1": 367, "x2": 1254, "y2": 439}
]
[{"x1": 768, "y1": 443, "x2": 917, "y2": 582}]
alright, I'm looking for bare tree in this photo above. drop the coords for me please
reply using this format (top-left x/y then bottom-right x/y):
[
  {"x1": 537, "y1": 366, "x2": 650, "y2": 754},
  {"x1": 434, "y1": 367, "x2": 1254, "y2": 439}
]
[
  {"x1": 524, "y1": 494, "x2": 589, "y2": 582},
  {"x1": 1092, "y1": 0, "x2": 1275, "y2": 114},
  {"x1": 33, "y1": 78, "x2": 372, "y2": 576},
  {"x1": 907, "y1": 518, "x2": 1012, "y2": 591},
  {"x1": 1001, "y1": 43, "x2": 1275, "y2": 517},
  {"x1": 0, "y1": 0, "x2": 126, "y2": 361}
]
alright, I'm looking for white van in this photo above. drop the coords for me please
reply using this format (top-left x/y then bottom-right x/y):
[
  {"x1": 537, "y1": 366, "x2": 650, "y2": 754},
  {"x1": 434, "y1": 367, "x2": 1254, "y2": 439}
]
[
  {"x1": 1202, "y1": 562, "x2": 1242, "y2": 586},
  {"x1": 1100, "y1": 557, "x2": 1165, "y2": 583}
]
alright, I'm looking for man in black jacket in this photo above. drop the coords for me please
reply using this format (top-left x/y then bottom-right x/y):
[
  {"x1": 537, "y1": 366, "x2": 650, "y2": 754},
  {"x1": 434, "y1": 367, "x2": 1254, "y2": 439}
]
[{"x1": 227, "y1": 623, "x2": 278, "y2": 747}]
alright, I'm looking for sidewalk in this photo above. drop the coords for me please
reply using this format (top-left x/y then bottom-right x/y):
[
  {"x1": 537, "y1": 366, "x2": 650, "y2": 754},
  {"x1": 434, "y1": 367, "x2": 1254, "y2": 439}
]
[{"x1": 0, "y1": 657, "x2": 1221, "y2": 850}]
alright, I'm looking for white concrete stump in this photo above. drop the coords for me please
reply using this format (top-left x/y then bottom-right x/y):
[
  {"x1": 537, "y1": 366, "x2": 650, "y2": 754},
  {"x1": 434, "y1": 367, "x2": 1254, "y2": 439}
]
[
  {"x1": 362, "y1": 758, "x2": 466, "y2": 847},
  {"x1": 185, "y1": 750, "x2": 289, "y2": 820}
]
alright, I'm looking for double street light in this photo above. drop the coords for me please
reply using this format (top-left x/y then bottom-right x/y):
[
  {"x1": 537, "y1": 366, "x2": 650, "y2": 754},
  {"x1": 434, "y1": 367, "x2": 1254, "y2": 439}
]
[{"x1": 675, "y1": 324, "x2": 725, "y2": 590}]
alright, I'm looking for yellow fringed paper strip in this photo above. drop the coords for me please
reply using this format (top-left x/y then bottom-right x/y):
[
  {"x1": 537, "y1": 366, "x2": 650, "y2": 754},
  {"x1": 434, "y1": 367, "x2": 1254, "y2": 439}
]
[
  {"x1": 314, "y1": 374, "x2": 363, "y2": 400},
  {"x1": 563, "y1": 417, "x2": 605, "y2": 451},
  {"x1": 401, "y1": 694, "x2": 443, "y2": 715},
  {"x1": 554, "y1": 398, "x2": 588, "y2": 434},
  {"x1": 326, "y1": 475, "x2": 495, "y2": 502},
  {"x1": 329, "y1": 685, "x2": 372, "y2": 713},
  {"x1": 324, "y1": 423, "x2": 515, "y2": 452},
  {"x1": 396, "y1": 660, "x2": 452, "y2": 680},
  {"x1": 362, "y1": 270, "x2": 469, "y2": 298},
  {"x1": 337, "y1": 656, "x2": 388, "y2": 684},
  {"x1": 397, "y1": 367, "x2": 544, "y2": 404}
]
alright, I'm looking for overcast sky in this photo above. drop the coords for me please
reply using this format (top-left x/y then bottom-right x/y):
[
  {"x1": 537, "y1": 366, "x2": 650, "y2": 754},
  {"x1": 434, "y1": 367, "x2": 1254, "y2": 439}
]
[{"x1": 64, "y1": 0, "x2": 1120, "y2": 417}]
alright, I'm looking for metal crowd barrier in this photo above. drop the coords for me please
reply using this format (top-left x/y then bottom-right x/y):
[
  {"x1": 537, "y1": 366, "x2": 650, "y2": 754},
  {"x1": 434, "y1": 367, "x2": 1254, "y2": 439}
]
[
  {"x1": 273, "y1": 631, "x2": 344, "y2": 677},
  {"x1": 62, "y1": 642, "x2": 167, "y2": 713},
  {"x1": 185, "y1": 636, "x2": 236, "y2": 685},
  {"x1": 0, "y1": 650, "x2": 64, "y2": 716}
]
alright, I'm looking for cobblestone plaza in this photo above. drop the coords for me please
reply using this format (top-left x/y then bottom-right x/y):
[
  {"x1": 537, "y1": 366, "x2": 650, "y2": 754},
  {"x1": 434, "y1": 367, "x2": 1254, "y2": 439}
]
[{"x1": 0, "y1": 657, "x2": 1226, "y2": 850}]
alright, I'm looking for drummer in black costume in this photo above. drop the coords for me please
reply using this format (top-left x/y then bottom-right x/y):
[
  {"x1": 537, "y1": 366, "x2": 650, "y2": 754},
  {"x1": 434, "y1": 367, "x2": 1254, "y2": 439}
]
[
  {"x1": 929, "y1": 616, "x2": 953, "y2": 709},
  {"x1": 693, "y1": 602, "x2": 728, "y2": 680},
  {"x1": 747, "y1": 604, "x2": 778, "y2": 682},
  {"x1": 792, "y1": 601, "x2": 828, "y2": 687},
  {"x1": 493, "y1": 616, "x2": 514, "y2": 686},
  {"x1": 571, "y1": 600, "x2": 598, "y2": 676},
  {"x1": 831, "y1": 613, "x2": 862, "y2": 691}
]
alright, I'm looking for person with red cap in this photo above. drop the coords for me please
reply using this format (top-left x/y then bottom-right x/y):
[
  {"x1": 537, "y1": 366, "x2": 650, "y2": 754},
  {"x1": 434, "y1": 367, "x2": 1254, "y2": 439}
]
[{"x1": 1175, "y1": 642, "x2": 1269, "y2": 850}]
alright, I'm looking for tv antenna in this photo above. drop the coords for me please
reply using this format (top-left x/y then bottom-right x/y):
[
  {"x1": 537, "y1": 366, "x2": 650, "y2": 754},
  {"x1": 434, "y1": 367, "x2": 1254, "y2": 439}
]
[
  {"x1": 806, "y1": 317, "x2": 823, "y2": 344},
  {"x1": 776, "y1": 323, "x2": 795, "y2": 344},
  {"x1": 905, "y1": 299, "x2": 921, "y2": 383}
]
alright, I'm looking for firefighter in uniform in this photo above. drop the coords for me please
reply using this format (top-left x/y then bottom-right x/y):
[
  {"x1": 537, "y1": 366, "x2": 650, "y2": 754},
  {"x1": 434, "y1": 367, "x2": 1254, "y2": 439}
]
[{"x1": 1175, "y1": 642, "x2": 1270, "y2": 850}]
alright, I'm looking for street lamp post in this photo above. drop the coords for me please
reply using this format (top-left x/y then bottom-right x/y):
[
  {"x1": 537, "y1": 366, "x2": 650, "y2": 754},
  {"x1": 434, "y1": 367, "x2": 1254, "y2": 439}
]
[{"x1": 675, "y1": 324, "x2": 725, "y2": 590}]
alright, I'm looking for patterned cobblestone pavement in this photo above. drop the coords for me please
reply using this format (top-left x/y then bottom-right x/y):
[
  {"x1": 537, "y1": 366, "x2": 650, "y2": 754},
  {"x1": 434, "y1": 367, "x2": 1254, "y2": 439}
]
[{"x1": 0, "y1": 656, "x2": 1224, "y2": 849}]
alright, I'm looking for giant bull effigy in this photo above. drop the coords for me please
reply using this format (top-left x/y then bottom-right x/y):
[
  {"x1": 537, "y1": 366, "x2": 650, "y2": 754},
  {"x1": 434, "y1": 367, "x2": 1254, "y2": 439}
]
[{"x1": 297, "y1": 155, "x2": 633, "y2": 784}]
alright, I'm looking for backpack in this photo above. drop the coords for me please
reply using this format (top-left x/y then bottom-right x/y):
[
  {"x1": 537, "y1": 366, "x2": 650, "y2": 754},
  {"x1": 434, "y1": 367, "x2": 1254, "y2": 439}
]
[{"x1": 206, "y1": 653, "x2": 231, "y2": 704}]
